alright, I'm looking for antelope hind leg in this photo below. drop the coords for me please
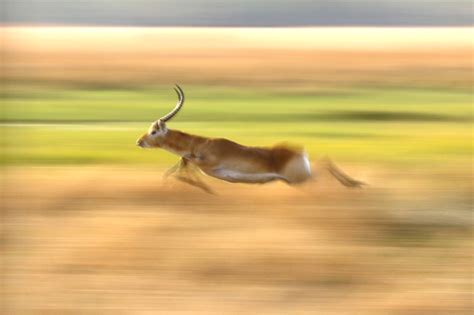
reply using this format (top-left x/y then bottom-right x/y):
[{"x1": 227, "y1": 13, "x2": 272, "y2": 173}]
[{"x1": 322, "y1": 157, "x2": 365, "y2": 188}]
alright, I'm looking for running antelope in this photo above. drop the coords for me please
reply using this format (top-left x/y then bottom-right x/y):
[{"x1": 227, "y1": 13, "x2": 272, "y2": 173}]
[{"x1": 136, "y1": 85, "x2": 363, "y2": 192}]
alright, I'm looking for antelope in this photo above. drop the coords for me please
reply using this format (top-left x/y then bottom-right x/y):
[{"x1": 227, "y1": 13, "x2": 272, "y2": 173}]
[{"x1": 136, "y1": 85, "x2": 363, "y2": 193}]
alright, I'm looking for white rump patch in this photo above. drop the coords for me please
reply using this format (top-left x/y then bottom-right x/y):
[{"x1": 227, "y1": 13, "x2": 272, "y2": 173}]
[{"x1": 302, "y1": 152, "x2": 311, "y2": 176}]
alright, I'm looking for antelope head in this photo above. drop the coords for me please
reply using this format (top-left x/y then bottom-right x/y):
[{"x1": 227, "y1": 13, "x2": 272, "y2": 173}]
[{"x1": 136, "y1": 84, "x2": 185, "y2": 148}]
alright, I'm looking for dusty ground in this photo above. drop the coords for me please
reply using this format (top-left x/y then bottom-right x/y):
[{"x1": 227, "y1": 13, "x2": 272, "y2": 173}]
[{"x1": 1, "y1": 166, "x2": 472, "y2": 314}]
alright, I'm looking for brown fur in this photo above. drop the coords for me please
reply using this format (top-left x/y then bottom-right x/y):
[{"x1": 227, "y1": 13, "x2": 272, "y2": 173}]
[
  {"x1": 137, "y1": 97, "x2": 362, "y2": 188},
  {"x1": 139, "y1": 128, "x2": 302, "y2": 176}
]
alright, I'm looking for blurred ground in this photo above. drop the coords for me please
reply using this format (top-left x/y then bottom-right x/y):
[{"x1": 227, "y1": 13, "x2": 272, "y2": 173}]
[{"x1": 2, "y1": 167, "x2": 472, "y2": 314}]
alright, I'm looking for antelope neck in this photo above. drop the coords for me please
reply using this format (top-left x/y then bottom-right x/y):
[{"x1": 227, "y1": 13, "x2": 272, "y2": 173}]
[{"x1": 160, "y1": 129, "x2": 206, "y2": 157}]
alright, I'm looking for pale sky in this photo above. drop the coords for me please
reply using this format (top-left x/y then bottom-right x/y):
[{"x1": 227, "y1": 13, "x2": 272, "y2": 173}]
[{"x1": 2, "y1": 0, "x2": 472, "y2": 26}]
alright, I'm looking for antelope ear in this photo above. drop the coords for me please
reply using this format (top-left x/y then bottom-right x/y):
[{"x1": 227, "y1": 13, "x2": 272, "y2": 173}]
[{"x1": 157, "y1": 119, "x2": 167, "y2": 131}]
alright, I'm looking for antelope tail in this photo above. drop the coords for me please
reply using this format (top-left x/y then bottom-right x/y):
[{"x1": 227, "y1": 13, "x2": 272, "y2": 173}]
[{"x1": 321, "y1": 157, "x2": 365, "y2": 188}]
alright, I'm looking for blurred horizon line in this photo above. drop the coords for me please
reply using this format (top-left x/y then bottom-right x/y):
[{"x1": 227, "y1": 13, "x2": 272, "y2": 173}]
[
  {"x1": 4, "y1": 26, "x2": 472, "y2": 51},
  {"x1": 2, "y1": 23, "x2": 473, "y2": 29}
]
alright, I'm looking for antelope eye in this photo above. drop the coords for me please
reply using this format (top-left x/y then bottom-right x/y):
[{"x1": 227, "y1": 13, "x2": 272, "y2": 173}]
[{"x1": 151, "y1": 130, "x2": 157, "y2": 135}]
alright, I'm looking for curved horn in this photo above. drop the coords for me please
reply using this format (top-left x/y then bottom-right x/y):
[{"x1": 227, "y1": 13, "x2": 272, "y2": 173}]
[{"x1": 160, "y1": 84, "x2": 185, "y2": 122}]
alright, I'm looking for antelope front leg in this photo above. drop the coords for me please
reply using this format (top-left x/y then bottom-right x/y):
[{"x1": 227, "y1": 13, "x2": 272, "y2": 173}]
[
  {"x1": 163, "y1": 157, "x2": 188, "y2": 179},
  {"x1": 163, "y1": 154, "x2": 203, "y2": 179},
  {"x1": 168, "y1": 156, "x2": 215, "y2": 194},
  {"x1": 183, "y1": 153, "x2": 208, "y2": 166}
]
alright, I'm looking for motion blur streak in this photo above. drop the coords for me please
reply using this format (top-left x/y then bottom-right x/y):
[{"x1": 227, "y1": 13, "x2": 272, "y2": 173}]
[
  {"x1": 3, "y1": 168, "x2": 472, "y2": 313},
  {"x1": 3, "y1": 27, "x2": 472, "y2": 88},
  {"x1": 1, "y1": 26, "x2": 473, "y2": 314}
]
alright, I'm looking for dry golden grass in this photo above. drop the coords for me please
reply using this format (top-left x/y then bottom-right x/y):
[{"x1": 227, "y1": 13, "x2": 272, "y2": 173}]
[
  {"x1": 2, "y1": 167, "x2": 472, "y2": 314},
  {"x1": 3, "y1": 27, "x2": 472, "y2": 88}
]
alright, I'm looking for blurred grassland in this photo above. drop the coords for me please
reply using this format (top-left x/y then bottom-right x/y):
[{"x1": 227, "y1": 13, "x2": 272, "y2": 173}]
[
  {"x1": 1, "y1": 27, "x2": 473, "y2": 167},
  {"x1": 1, "y1": 85, "x2": 472, "y2": 167}
]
